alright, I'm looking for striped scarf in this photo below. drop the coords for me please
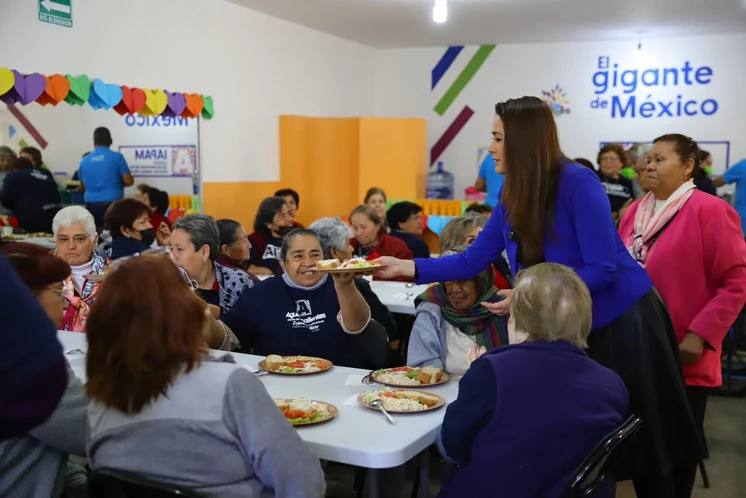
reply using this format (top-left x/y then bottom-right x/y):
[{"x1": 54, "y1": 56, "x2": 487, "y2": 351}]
[{"x1": 417, "y1": 267, "x2": 508, "y2": 349}]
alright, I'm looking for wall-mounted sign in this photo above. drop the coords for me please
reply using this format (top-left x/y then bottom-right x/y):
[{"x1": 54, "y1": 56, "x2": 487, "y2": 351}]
[
  {"x1": 119, "y1": 145, "x2": 197, "y2": 177},
  {"x1": 38, "y1": 0, "x2": 72, "y2": 28},
  {"x1": 590, "y1": 56, "x2": 718, "y2": 119}
]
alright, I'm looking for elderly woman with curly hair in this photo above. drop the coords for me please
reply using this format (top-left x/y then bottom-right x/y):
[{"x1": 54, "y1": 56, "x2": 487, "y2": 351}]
[{"x1": 52, "y1": 206, "x2": 107, "y2": 332}]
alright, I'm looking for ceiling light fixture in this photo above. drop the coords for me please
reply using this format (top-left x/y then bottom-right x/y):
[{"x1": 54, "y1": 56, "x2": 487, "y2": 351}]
[{"x1": 433, "y1": 0, "x2": 448, "y2": 24}]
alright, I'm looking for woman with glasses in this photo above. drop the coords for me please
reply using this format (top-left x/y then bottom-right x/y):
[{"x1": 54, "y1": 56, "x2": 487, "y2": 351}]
[{"x1": 52, "y1": 206, "x2": 107, "y2": 332}]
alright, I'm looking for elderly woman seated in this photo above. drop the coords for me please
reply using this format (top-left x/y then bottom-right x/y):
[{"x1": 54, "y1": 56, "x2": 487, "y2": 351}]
[
  {"x1": 439, "y1": 214, "x2": 512, "y2": 289},
  {"x1": 85, "y1": 254, "x2": 324, "y2": 497},
  {"x1": 309, "y1": 217, "x2": 399, "y2": 349},
  {"x1": 0, "y1": 243, "x2": 87, "y2": 498},
  {"x1": 439, "y1": 214, "x2": 487, "y2": 252},
  {"x1": 216, "y1": 218, "x2": 259, "y2": 283},
  {"x1": 53, "y1": 205, "x2": 107, "y2": 331},
  {"x1": 437, "y1": 263, "x2": 629, "y2": 498},
  {"x1": 222, "y1": 229, "x2": 388, "y2": 369},
  {"x1": 170, "y1": 214, "x2": 253, "y2": 315},
  {"x1": 407, "y1": 248, "x2": 508, "y2": 375},
  {"x1": 104, "y1": 198, "x2": 170, "y2": 260}
]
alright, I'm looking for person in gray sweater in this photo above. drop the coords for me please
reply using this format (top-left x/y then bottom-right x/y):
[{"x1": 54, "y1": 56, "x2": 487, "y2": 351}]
[{"x1": 85, "y1": 254, "x2": 325, "y2": 498}]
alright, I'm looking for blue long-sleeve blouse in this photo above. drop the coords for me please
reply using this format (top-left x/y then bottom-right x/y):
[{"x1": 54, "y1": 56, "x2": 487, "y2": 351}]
[{"x1": 416, "y1": 162, "x2": 652, "y2": 329}]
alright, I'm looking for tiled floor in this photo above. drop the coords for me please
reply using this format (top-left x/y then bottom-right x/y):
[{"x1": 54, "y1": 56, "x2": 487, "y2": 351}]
[{"x1": 326, "y1": 394, "x2": 746, "y2": 498}]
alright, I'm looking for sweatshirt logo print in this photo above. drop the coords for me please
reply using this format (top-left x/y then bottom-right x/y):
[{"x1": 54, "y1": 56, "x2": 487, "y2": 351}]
[
  {"x1": 262, "y1": 244, "x2": 281, "y2": 260},
  {"x1": 286, "y1": 299, "x2": 326, "y2": 332}
]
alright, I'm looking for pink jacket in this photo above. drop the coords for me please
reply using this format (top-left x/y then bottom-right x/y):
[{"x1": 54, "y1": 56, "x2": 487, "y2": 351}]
[{"x1": 619, "y1": 191, "x2": 746, "y2": 387}]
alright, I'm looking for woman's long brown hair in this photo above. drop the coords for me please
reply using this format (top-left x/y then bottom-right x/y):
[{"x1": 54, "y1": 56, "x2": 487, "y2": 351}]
[
  {"x1": 496, "y1": 96, "x2": 566, "y2": 267},
  {"x1": 85, "y1": 254, "x2": 207, "y2": 414}
]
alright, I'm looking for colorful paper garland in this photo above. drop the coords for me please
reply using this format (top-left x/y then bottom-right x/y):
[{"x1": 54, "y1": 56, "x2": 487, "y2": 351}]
[{"x1": 0, "y1": 67, "x2": 213, "y2": 119}]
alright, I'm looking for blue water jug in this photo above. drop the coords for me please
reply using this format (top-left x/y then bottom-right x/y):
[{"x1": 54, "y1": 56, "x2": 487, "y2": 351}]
[{"x1": 426, "y1": 161, "x2": 455, "y2": 199}]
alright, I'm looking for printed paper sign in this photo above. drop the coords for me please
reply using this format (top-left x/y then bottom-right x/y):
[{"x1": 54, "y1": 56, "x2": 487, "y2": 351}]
[{"x1": 119, "y1": 145, "x2": 197, "y2": 177}]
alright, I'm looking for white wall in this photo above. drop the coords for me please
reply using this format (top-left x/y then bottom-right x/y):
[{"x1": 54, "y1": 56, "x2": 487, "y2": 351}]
[
  {"x1": 3, "y1": 1, "x2": 744, "y2": 197},
  {"x1": 0, "y1": 0, "x2": 375, "y2": 182},
  {"x1": 371, "y1": 33, "x2": 746, "y2": 197}
]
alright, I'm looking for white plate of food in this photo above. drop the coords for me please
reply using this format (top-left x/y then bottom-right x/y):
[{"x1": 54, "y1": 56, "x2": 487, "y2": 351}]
[
  {"x1": 358, "y1": 389, "x2": 445, "y2": 413},
  {"x1": 274, "y1": 398, "x2": 338, "y2": 426},
  {"x1": 258, "y1": 355, "x2": 333, "y2": 375},
  {"x1": 367, "y1": 366, "x2": 449, "y2": 388},
  {"x1": 313, "y1": 258, "x2": 381, "y2": 274}
]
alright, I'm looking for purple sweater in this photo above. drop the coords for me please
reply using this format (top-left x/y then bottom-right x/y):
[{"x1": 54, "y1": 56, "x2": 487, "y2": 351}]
[
  {"x1": 416, "y1": 163, "x2": 652, "y2": 329},
  {"x1": 438, "y1": 341, "x2": 628, "y2": 498},
  {"x1": 0, "y1": 254, "x2": 67, "y2": 438}
]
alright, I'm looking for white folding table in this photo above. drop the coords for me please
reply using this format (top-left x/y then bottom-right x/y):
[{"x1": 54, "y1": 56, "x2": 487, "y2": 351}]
[
  {"x1": 369, "y1": 281, "x2": 430, "y2": 315},
  {"x1": 58, "y1": 331, "x2": 458, "y2": 497}
]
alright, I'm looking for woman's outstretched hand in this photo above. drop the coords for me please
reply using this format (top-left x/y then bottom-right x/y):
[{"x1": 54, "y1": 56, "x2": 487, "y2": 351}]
[
  {"x1": 481, "y1": 289, "x2": 513, "y2": 315},
  {"x1": 371, "y1": 256, "x2": 416, "y2": 280}
]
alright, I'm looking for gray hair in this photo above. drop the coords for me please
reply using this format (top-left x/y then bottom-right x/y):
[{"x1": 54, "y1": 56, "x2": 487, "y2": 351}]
[
  {"x1": 510, "y1": 263, "x2": 592, "y2": 348},
  {"x1": 439, "y1": 214, "x2": 488, "y2": 253},
  {"x1": 308, "y1": 217, "x2": 352, "y2": 259},
  {"x1": 52, "y1": 206, "x2": 97, "y2": 239},
  {"x1": 173, "y1": 214, "x2": 220, "y2": 261}
]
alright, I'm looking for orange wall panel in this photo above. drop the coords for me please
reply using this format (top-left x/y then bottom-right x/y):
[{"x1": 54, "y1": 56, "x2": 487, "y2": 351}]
[
  {"x1": 202, "y1": 116, "x2": 427, "y2": 232},
  {"x1": 357, "y1": 117, "x2": 427, "y2": 202},
  {"x1": 279, "y1": 116, "x2": 360, "y2": 226}
]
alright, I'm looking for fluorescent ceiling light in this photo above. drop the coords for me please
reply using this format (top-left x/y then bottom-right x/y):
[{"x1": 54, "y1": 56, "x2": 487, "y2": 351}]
[{"x1": 433, "y1": 0, "x2": 448, "y2": 24}]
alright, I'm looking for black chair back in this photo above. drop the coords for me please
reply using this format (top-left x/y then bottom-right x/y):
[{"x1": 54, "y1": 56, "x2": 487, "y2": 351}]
[
  {"x1": 88, "y1": 469, "x2": 202, "y2": 498},
  {"x1": 562, "y1": 415, "x2": 642, "y2": 498}
]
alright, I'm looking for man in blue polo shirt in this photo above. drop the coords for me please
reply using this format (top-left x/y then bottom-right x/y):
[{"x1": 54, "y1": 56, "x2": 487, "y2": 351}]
[
  {"x1": 715, "y1": 158, "x2": 746, "y2": 238},
  {"x1": 78, "y1": 127, "x2": 133, "y2": 228},
  {"x1": 474, "y1": 153, "x2": 504, "y2": 207}
]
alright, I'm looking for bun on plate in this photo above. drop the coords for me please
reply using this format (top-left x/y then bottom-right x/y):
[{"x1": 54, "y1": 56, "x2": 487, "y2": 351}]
[
  {"x1": 317, "y1": 259, "x2": 341, "y2": 269},
  {"x1": 417, "y1": 366, "x2": 443, "y2": 384},
  {"x1": 264, "y1": 354, "x2": 283, "y2": 371},
  {"x1": 400, "y1": 391, "x2": 440, "y2": 406}
]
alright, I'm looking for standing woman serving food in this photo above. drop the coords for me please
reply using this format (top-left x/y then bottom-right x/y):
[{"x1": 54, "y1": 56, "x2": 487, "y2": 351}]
[{"x1": 375, "y1": 96, "x2": 702, "y2": 497}]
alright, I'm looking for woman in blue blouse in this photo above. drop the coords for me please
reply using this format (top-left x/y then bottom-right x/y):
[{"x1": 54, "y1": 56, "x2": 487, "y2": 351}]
[{"x1": 376, "y1": 97, "x2": 702, "y2": 498}]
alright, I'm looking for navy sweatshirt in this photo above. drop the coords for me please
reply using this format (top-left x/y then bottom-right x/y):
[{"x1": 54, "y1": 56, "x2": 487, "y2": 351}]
[
  {"x1": 0, "y1": 168, "x2": 60, "y2": 233},
  {"x1": 222, "y1": 276, "x2": 374, "y2": 368}
]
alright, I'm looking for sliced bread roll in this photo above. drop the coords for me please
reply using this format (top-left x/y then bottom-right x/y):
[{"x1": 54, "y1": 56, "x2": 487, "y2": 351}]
[
  {"x1": 317, "y1": 259, "x2": 341, "y2": 269},
  {"x1": 400, "y1": 391, "x2": 441, "y2": 406},
  {"x1": 417, "y1": 366, "x2": 443, "y2": 384},
  {"x1": 264, "y1": 354, "x2": 284, "y2": 371}
]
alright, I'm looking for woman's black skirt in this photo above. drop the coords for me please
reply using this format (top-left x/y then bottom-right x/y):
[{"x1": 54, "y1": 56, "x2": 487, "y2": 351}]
[{"x1": 587, "y1": 289, "x2": 705, "y2": 481}]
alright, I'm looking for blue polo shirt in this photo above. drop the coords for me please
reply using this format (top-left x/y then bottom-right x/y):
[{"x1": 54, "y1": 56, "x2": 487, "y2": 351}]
[
  {"x1": 478, "y1": 154, "x2": 505, "y2": 207},
  {"x1": 723, "y1": 159, "x2": 746, "y2": 236},
  {"x1": 78, "y1": 146, "x2": 131, "y2": 203}
]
